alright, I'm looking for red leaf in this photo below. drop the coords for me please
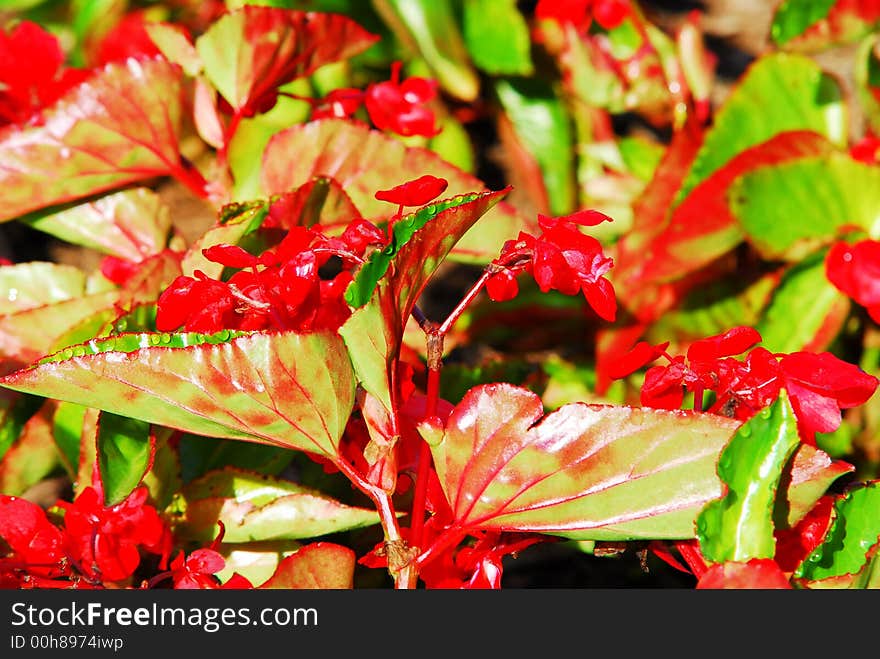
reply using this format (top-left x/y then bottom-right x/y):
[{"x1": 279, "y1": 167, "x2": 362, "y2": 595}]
[{"x1": 686, "y1": 326, "x2": 762, "y2": 362}]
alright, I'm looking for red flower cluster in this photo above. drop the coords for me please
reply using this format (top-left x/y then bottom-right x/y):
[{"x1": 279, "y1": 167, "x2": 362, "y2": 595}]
[
  {"x1": 826, "y1": 239, "x2": 880, "y2": 323},
  {"x1": 486, "y1": 209, "x2": 617, "y2": 322},
  {"x1": 156, "y1": 219, "x2": 387, "y2": 334},
  {"x1": 311, "y1": 61, "x2": 440, "y2": 137},
  {"x1": 0, "y1": 21, "x2": 89, "y2": 127},
  {"x1": 0, "y1": 487, "x2": 169, "y2": 587},
  {"x1": 535, "y1": 0, "x2": 632, "y2": 31},
  {"x1": 610, "y1": 326, "x2": 879, "y2": 444}
]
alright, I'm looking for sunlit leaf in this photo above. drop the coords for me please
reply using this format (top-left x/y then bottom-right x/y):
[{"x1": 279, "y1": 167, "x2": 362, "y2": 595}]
[
  {"x1": 772, "y1": 0, "x2": 880, "y2": 52},
  {"x1": 0, "y1": 330, "x2": 355, "y2": 459},
  {"x1": 495, "y1": 77, "x2": 575, "y2": 216},
  {"x1": 0, "y1": 57, "x2": 186, "y2": 222},
  {"x1": 0, "y1": 399, "x2": 59, "y2": 496},
  {"x1": 462, "y1": 0, "x2": 533, "y2": 76},
  {"x1": 755, "y1": 252, "x2": 849, "y2": 353},
  {"x1": 374, "y1": 0, "x2": 480, "y2": 102},
  {"x1": 729, "y1": 152, "x2": 880, "y2": 260},
  {"x1": 340, "y1": 189, "x2": 507, "y2": 412},
  {"x1": 261, "y1": 119, "x2": 532, "y2": 263},
  {"x1": 677, "y1": 53, "x2": 847, "y2": 205},
  {"x1": 426, "y1": 383, "x2": 742, "y2": 540},
  {"x1": 22, "y1": 188, "x2": 173, "y2": 261},
  {"x1": 177, "y1": 468, "x2": 381, "y2": 543},
  {"x1": 635, "y1": 131, "x2": 835, "y2": 285},
  {"x1": 0, "y1": 262, "x2": 87, "y2": 314}
]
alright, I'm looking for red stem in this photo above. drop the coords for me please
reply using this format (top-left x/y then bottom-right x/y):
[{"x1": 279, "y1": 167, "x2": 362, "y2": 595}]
[
  {"x1": 171, "y1": 158, "x2": 212, "y2": 201},
  {"x1": 409, "y1": 365, "x2": 441, "y2": 550},
  {"x1": 674, "y1": 539, "x2": 708, "y2": 579}
]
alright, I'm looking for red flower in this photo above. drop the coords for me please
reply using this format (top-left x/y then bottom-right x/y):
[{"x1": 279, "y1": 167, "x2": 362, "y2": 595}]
[
  {"x1": 534, "y1": 0, "x2": 631, "y2": 31},
  {"x1": 0, "y1": 21, "x2": 89, "y2": 126},
  {"x1": 826, "y1": 239, "x2": 880, "y2": 323},
  {"x1": 375, "y1": 175, "x2": 449, "y2": 208},
  {"x1": 774, "y1": 495, "x2": 835, "y2": 573},
  {"x1": 156, "y1": 221, "x2": 387, "y2": 334},
  {"x1": 850, "y1": 133, "x2": 880, "y2": 163},
  {"x1": 610, "y1": 327, "x2": 879, "y2": 444},
  {"x1": 169, "y1": 549, "x2": 227, "y2": 589},
  {"x1": 57, "y1": 487, "x2": 168, "y2": 583},
  {"x1": 310, "y1": 87, "x2": 365, "y2": 120},
  {"x1": 92, "y1": 10, "x2": 163, "y2": 66},
  {"x1": 0, "y1": 496, "x2": 67, "y2": 579},
  {"x1": 487, "y1": 209, "x2": 617, "y2": 321},
  {"x1": 364, "y1": 62, "x2": 440, "y2": 137}
]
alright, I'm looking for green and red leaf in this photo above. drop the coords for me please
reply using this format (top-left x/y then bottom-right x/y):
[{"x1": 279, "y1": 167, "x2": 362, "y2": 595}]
[
  {"x1": 260, "y1": 119, "x2": 532, "y2": 263},
  {"x1": 177, "y1": 468, "x2": 382, "y2": 543},
  {"x1": 0, "y1": 330, "x2": 355, "y2": 460},
  {"x1": 195, "y1": 7, "x2": 379, "y2": 117},
  {"x1": 425, "y1": 383, "x2": 742, "y2": 540},
  {"x1": 0, "y1": 57, "x2": 186, "y2": 222},
  {"x1": 696, "y1": 392, "x2": 802, "y2": 564}
]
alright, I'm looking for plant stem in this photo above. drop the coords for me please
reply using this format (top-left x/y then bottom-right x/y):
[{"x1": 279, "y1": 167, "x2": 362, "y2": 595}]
[
  {"x1": 438, "y1": 270, "x2": 490, "y2": 336},
  {"x1": 172, "y1": 158, "x2": 212, "y2": 201},
  {"x1": 336, "y1": 457, "x2": 414, "y2": 589}
]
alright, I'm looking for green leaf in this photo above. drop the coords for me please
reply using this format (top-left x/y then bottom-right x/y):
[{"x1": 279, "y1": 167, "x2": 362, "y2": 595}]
[
  {"x1": 96, "y1": 411, "x2": 153, "y2": 506},
  {"x1": 755, "y1": 253, "x2": 849, "y2": 353},
  {"x1": 195, "y1": 6, "x2": 379, "y2": 115},
  {"x1": 426, "y1": 383, "x2": 743, "y2": 541},
  {"x1": 795, "y1": 481, "x2": 880, "y2": 584},
  {"x1": 0, "y1": 262, "x2": 87, "y2": 315},
  {"x1": 677, "y1": 53, "x2": 847, "y2": 205},
  {"x1": 21, "y1": 188, "x2": 173, "y2": 261},
  {"x1": 261, "y1": 119, "x2": 531, "y2": 264},
  {"x1": 258, "y1": 542, "x2": 355, "y2": 589},
  {"x1": 462, "y1": 0, "x2": 533, "y2": 76},
  {"x1": 0, "y1": 58, "x2": 185, "y2": 222},
  {"x1": 646, "y1": 272, "x2": 778, "y2": 346},
  {"x1": 494, "y1": 77, "x2": 576, "y2": 216},
  {"x1": 730, "y1": 152, "x2": 880, "y2": 260},
  {"x1": 177, "y1": 468, "x2": 381, "y2": 543},
  {"x1": 0, "y1": 330, "x2": 356, "y2": 460},
  {"x1": 778, "y1": 443, "x2": 854, "y2": 529},
  {"x1": 0, "y1": 290, "x2": 121, "y2": 365},
  {"x1": 0, "y1": 392, "x2": 45, "y2": 463},
  {"x1": 696, "y1": 391, "x2": 801, "y2": 563},
  {"x1": 0, "y1": 400, "x2": 59, "y2": 497},
  {"x1": 771, "y1": 0, "x2": 837, "y2": 46},
  {"x1": 52, "y1": 401, "x2": 87, "y2": 479}
]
